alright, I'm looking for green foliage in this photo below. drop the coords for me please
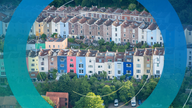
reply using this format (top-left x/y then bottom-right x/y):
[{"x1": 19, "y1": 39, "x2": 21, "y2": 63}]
[
  {"x1": 152, "y1": 43, "x2": 161, "y2": 48},
  {"x1": 51, "y1": 33, "x2": 57, "y2": 38},
  {"x1": 49, "y1": 69, "x2": 57, "y2": 80},
  {"x1": 41, "y1": 34, "x2": 47, "y2": 41},
  {"x1": 0, "y1": 85, "x2": 13, "y2": 96},
  {"x1": 68, "y1": 38, "x2": 75, "y2": 43},
  {"x1": 141, "y1": 43, "x2": 149, "y2": 48},
  {"x1": 102, "y1": 85, "x2": 116, "y2": 107},
  {"x1": 67, "y1": 72, "x2": 77, "y2": 78},
  {"x1": 42, "y1": 96, "x2": 55, "y2": 107},
  {"x1": 135, "y1": 42, "x2": 142, "y2": 48},
  {"x1": 120, "y1": 75, "x2": 126, "y2": 81},
  {"x1": 128, "y1": 3, "x2": 136, "y2": 11},
  {"x1": 37, "y1": 72, "x2": 47, "y2": 81},
  {"x1": 119, "y1": 81, "x2": 135, "y2": 103},
  {"x1": 74, "y1": 92, "x2": 104, "y2": 108}
]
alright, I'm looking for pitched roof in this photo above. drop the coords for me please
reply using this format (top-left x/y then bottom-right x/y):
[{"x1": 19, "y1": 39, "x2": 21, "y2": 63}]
[
  {"x1": 49, "y1": 49, "x2": 60, "y2": 56},
  {"x1": 121, "y1": 20, "x2": 130, "y2": 28},
  {"x1": 131, "y1": 9, "x2": 140, "y2": 15},
  {"x1": 105, "y1": 7, "x2": 115, "y2": 13},
  {"x1": 90, "y1": 6, "x2": 98, "y2": 11},
  {"x1": 95, "y1": 18, "x2": 106, "y2": 25},
  {"x1": 112, "y1": 19, "x2": 120, "y2": 26},
  {"x1": 29, "y1": 50, "x2": 40, "y2": 57},
  {"x1": 139, "y1": 10, "x2": 149, "y2": 16},
  {"x1": 98, "y1": 7, "x2": 106, "y2": 12},
  {"x1": 44, "y1": 16, "x2": 54, "y2": 23},
  {"x1": 2, "y1": 16, "x2": 11, "y2": 23},
  {"x1": 139, "y1": 22, "x2": 150, "y2": 29},
  {"x1": 86, "y1": 50, "x2": 97, "y2": 57},
  {"x1": 114, "y1": 8, "x2": 123, "y2": 14},
  {"x1": 115, "y1": 52, "x2": 124, "y2": 61},
  {"x1": 58, "y1": 49, "x2": 69, "y2": 56},
  {"x1": 0, "y1": 12, "x2": 7, "y2": 21},
  {"x1": 82, "y1": 6, "x2": 89, "y2": 11},
  {"x1": 134, "y1": 48, "x2": 145, "y2": 56},
  {"x1": 77, "y1": 50, "x2": 87, "y2": 56},
  {"x1": 61, "y1": 16, "x2": 72, "y2": 23},
  {"x1": 68, "y1": 49, "x2": 78, "y2": 56},
  {"x1": 39, "y1": 49, "x2": 50, "y2": 56},
  {"x1": 36, "y1": 16, "x2": 46, "y2": 22},
  {"x1": 104, "y1": 19, "x2": 113, "y2": 26},
  {"x1": 123, "y1": 9, "x2": 132, "y2": 14},
  {"x1": 87, "y1": 18, "x2": 96, "y2": 25},
  {"x1": 79, "y1": 17, "x2": 89, "y2": 24},
  {"x1": 27, "y1": 39, "x2": 36, "y2": 44},
  {"x1": 154, "y1": 48, "x2": 164, "y2": 55},
  {"x1": 131, "y1": 22, "x2": 141, "y2": 28},
  {"x1": 53, "y1": 16, "x2": 62, "y2": 23},
  {"x1": 70, "y1": 16, "x2": 80, "y2": 23},
  {"x1": 74, "y1": 5, "x2": 82, "y2": 11},
  {"x1": 43, "y1": 5, "x2": 50, "y2": 10},
  {"x1": 148, "y1": 23, "x2": 158, "y2": 30},
  {"x1": 144, "y1": 48, "x2": 154, "y2": 56}
]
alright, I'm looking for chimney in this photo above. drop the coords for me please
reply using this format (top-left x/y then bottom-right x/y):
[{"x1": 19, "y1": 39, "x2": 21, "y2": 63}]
[
  {"x1": 116, "y1": 49, "x2": 118, "y2": 53},
  {"x1": 106, "y1": 50, "x2": 108, "y2": 53}
]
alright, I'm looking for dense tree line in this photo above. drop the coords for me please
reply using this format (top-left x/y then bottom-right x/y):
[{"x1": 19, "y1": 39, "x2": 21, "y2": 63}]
[{"x1": 35, "y1": 73, "x2": 160, "y2": 108}]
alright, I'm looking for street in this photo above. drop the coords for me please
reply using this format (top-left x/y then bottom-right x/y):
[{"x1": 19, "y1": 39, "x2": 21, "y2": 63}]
[{"x1": 108, "y1": 102, "x2": 139, "y2": 108}]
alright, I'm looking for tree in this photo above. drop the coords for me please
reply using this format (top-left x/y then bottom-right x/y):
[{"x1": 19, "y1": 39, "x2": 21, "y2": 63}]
[
  {"x1": 141, "y1": 43, "x2": 149, "y2": 48},
  {"x1": 67, "y1": 72, "x2": 77, "y2": 79},
  {"x1": 128, "y1": 3, "x2": 136, "y2": 11},
  {"x1": 120, "y1": 75, "x2": 126, "y2": 81},
  {"x1": 37, "y1": 72, "x2": 47, "y2": 81},
  {"x1": 42, "y1": 96, "x2": 55, "y2": 107},
  {"x1": 98, "y1": 38, "x2": 105, "y2": 46},
  {"x1": 101, "y1": 85, "x2": 116, "y2": 107},
  {"x1": 41, "y1": 34, "x2": 47, "y2": 41},
  {"x1": 81, "y1": 0, "x2": 91, "y2": 7},
  {"x1": 49, "y1": 69, "x2": 57, "y2": 80},
  {"x1": 51, "y1": 33, "x2": 58, "y2": 38},
  {"x1": 74, "y1": 92, "x2": 104, "y2": 108},
  {"x1": 119, "y1": 81, "x2": 135, "y2": 103},
  {"x1": 135, "y1": 42, "x2": 142, "y2": 48}
]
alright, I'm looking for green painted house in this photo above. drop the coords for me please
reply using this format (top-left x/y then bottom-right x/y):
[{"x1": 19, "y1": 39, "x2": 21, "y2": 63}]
[{"x1": 35, "y1": 39, "x2": 45, "y2": 49}]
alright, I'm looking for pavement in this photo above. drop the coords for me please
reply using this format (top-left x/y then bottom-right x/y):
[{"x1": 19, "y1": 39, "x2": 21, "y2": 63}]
[{"x1": 108, "y1": 102, "x2": 139, "y2": 108}]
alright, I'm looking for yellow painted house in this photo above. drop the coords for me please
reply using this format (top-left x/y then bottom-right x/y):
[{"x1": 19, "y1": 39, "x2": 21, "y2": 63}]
[
  {"x1": 35, "y1": 16, "x2": 46, "y2": 37},
  {"x1": 28, "y1": 50, "x2": 40, "y2": 72}
]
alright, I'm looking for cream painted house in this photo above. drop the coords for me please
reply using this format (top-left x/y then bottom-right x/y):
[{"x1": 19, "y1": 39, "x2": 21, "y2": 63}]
[{"x1": 45, "y1": 38, "x2": 68, "y2": 49}]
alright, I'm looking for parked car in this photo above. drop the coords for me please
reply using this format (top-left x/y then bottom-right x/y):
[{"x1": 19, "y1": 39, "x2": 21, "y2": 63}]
[
  {"x1": 131, "y1": 97, "x2": 136, "y2": 107},
  {"x1": 114, "y1": 99, "x2": 118, "y2": 107},
  {"x1": 138, "y1": 99, "x2": 142, "y2": 105}
]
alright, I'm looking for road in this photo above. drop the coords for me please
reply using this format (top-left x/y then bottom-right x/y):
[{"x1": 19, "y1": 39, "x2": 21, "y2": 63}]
[{"x1": 108, "y1": 102, "x2": 139, "y2": 108}]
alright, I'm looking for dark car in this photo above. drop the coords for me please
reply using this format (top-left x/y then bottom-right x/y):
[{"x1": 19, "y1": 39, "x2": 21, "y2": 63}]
[{"x1": 138, "y1": 99, "x2": 142, "y2": 105}]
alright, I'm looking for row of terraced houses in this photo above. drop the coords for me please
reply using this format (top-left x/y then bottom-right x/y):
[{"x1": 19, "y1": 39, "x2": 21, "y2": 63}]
[{"x1": 23, "y1": 47, "x2": 164, "y2": 81}]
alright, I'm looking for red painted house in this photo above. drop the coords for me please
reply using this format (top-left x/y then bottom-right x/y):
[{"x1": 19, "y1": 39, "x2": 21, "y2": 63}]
[{"x1": 67, "y1": 49, "x2": 78, "y2": 73}]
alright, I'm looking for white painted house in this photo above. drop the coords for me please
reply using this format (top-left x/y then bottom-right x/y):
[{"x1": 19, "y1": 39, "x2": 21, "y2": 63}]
[
  {"x1": 29, "y1": 23, "x2": 36, "y2": 36},
  {"x1": 153, "y1": 48, "x2": 164, "y2": 78},
  {"x1": 156, "y1": 27, "x2": 164, "y2": 46},
  {"x1": 51, "y1": 16, "x2": 61, "y2": 37},
  {"x1": 26, "y1": 39, "x2": 36, "y2": 50},
  {"x1": 95, "y1": 52, "x2": 105, "y2": 76},
  {"x1": 138, "y1": 22, "x2": 149, "y2": 45},
  {"x1": 85, "y1": 50, "x2": 97, "y2": 77},
  {"x1": 38, "y1": 49, "x2": 49, "y2": 73},
  {"x1": 104, "y1": 51, "x2": 115, "y2": 79},
  {"x1": 2, "y1": 16, "x2": 11, "y2": 35},
  {"x1": 187, "y1": 45, "x2": 192, "y2": 70},
  {"x1": 112, "y1": 19, "x2": 121, "y2": 44},
  {"x1": 183, "y1": 25, "x2": 192, "y2": 44}
]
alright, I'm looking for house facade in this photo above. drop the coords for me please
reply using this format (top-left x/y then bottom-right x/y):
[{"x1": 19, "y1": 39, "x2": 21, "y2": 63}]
[
  {"x1": 114, "y1": 51, "x2": 124, "y2": 79},
  {"x1": 26, "y1": 39, "x2": 36, "y2": 50},
  {"x1": 95, "y1": 52, "x2": 105, "y2": 76},
  {"x1": 86, "y1": 50, "x2": 97, "y2": 78},
  {"x1": 138, "y1": 22, "x2": 149, "y2": 45},
  {"x1": 48, "y1": 49, "x2": 59, "y2": 71},
  {"x1": 146, "y1": 23, "x2": 158, "y2": 46},
  {"x1": 67, "y1": 49, "x2": 78, "y2": 73},
  {"x1": 45, "y1": 38, "x2": 68, "y2": 49},
  {"x1": 38, "y1": 49, "x2": 49, "y2": 73},
  {"x1": 35, "y1": 16, "x2": 46, "y2": 37},
  {"x1": 133, "y1": 48, "x2": 145, "y2": 79},
  {"x1": 57, "y1": 49, "x2": 69, "y2": 73},
  {"x1": 76, "y1": 50, "x2": 87, "y2": 78},
  {"x1": 112, "y1": 19, "x2": 121, "y2": 44},
  {"x1": 143, "y1": 48, "x2": 154, "y2": 78},
  {"x1": 153, "y1": 48, "x2": 164, "y2": 78},
  {"x1": 104, "y1": 51, "x2": 115, "y2": 79},
  {"x1": 103, "y1": 19, "x2": 113, "y2": 42},
  {"x1": 123, "y1": 51, "x2": 134, "y2": 76},
  {"x1": 28, "y1": 50, "x2": 39, "y2": 72}
]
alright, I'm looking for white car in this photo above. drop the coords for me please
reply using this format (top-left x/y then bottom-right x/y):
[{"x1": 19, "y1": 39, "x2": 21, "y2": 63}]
[
  {"x1": 114, "y1": 99, "x2": 118, "y2": 107},
  {"x1": 131, "y1": 97, "x2": 136, "y2": 107}
]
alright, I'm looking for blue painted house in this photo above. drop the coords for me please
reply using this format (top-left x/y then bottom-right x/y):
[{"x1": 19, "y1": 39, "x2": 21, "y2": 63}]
[
  {"x1": 146, "y1": 23, "x2": 158, "y2": 46},
  {"x1": 76, "y1": 50, "x2": 87, "y2": 78},
  {"x1": 114, "y1": 52, "x2": 124, "y2": 79},
  {"x1": 57, "y1": 49, "x2": 69, "y2": 73},
  {"x1": 60, "y1": 16, "x2": 71, "y2": 38},
  {"x1": 123, "y1": 51, "x2": 134, "y2": 77}
]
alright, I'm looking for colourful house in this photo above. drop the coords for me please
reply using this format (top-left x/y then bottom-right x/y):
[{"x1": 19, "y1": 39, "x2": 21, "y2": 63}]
[
  {"x1": 35, "y1": 39, "x2": 45, "y2": 49},
  {"x1": 114, "y1": 51, "x2": 124, "y2": 79},
  {"x1": 48, "y1": 49, "x2": 59, "y2": 72},
  {"x1": 67, "y1": 49, "x2": 78, "y2": 73},
  {"x1": 45, "y1": 38, "x2": 68, "y2": 49},
  {"x1": 123, "y1": 51, "x2": 134, "y2": 77},
  {"x1": 28, "y1": 50, "x2": 40, "y2": 72},
  {"x1": 57, "y1": 49, "x2": 69, "y2": 73},
  {"x1": 76, "y1": 50, "x2": 87, "y2": 78}
]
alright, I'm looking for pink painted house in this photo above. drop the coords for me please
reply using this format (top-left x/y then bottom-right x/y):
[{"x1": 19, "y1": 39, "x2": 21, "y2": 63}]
[{"x1": 67, "y1": 49, "x2": 78, "y2": 73}]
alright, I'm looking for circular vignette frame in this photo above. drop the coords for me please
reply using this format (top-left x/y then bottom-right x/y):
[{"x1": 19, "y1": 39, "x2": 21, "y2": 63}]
[{"x1": 3, "y1": 0, "x2": 187, "y2": 108}]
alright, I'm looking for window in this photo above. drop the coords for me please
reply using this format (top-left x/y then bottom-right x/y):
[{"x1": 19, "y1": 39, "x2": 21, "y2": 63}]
[
  {"x1": 156, "y1": 70, "x2": 160, "y2": 74},
  {"x1": 117, "y1": 59, "x2": 122, "y2": 62},
  {"x1": 39, "y1": 29, "x2": 41, "y2": 33},
  {"x1": 81, "y1": 30, "x2": 82, "y2": 33},
  {"x1": 98, "y1": 32, "x2": 100, "y2": 35},
  {"x1": 108, "y1": 65, "x2": 111, "y2": 69},
  {"x1": 49, "y1": 45, "x2": 51, "y2": 48},
  {"x1": 136, "y1": 64, "x2": 141, "y2": 68},
  {"x1": 89, "y1": 26, "x2": 91, "y2": 30},
  {"x1": 81, "y1": 26, "x2": 82, "y2": 28},
  {"x1": 157, "y1": 63, "x2": 159, "y2": 67},
  {"x1": 58, "y1": 45, "x2": 60, "y2": 48},
  {"x1": 98, "y1": 26, "x2": 100, "y2": 30},
  {"x1": 70, "y1": 64, "x2": 74, "y2": 67},
  {"x1": 89, "y1": 60, "x2": 91, "y2": 62},
  {"x1": 60, "y1": 64, "x2": 64, "y2": 67},
  {"x1": 137, "y1": 59, "x2": 140, "y2": 61},
  {"x1": 142, "y1": 29, "x2": 144, "y2": 33},
  {"x1": 160, "y1": 37, "x2": 162, "y2": 40},
  {"x1": 150, "y1": 19, "x2": 153, "y2": 22},
  {"x1": 124, "y1": 34, "x2": 126, "y2": 37},
  {"x1": 126, "y1": 70, "x2": 131, "y2": 74},
  {"x1": 41, "y1": 67, "x2": 44, "y2": 70},
  {"x1": 124, "y1": 39, "x2": 126, "y2": 42},
  {"x1": 39, "y1": 24, "x2": 40, "y2": 27},
  {"x1": 136, "y1": 75, "x2": 139, "y2": 78},
  {"x1": 189, "y1": 62, "x2": 191, "y2": 65},
  {"x1": 108, "y1": 71, "x2": 111, "y2": 74},
  {"x1": 79, "y1": 69, "x2": 83, "y2": 73},
  {"x1": 115, "y1": 33, "x2": 117, "y2": 37},
  {"x1": 47, "y1": 29, "x2": 49, "y2": 32},
  {"x1": 88, "y1": 65, "x2": 93, "y2": 68},
  {"x1": 147, "y1": 58, "x2": 149, "y2": 61},
  {"x1": 151, "y1": 37, "x2": 153, "y2": 40},
  {"x1": 60, "y1": 70, "x2": 64, "y2": 73},
  {"x1": 108, "y1": 59, "x2": 112, "y2": 62},
  {"x1": 107, "y1": 32, "x2": 108, "y2": 35},
  {"x1": 55, "y1": 29, "x2": 57, "y2": 32},
  {"x1": 99, "y1": 59, "x2": 102, "y2": 62},
  {"x1": 31, "y1": 64, "x2": 34, "y2": 66},
  {"x1": 70, "y1": 59, "x2": 73, "y2": 61},
  {"x1": 32, "y1": 59, "x2": 35, "y2": 62},
  {"x1": 133, "y1": 34, "x2": 135, "y2": 38},
  {"x1": 1, "y1": 62, "x2": 4, "y2": 66},
  {"x1": 190, "y1": 56, "x2": 191, "y2": 60},
  {"x1": 132, "y1": 29, "x2": 135, "y2": 33},
  {"x1": 72, "y1": 30, "x2": 74, "y2": 33},
  {"x1": 60, "y1": 58, "x2": 64, "y2": 62},
  {"x1": 70, "y1": 69, "x2": 74, "y2": 72},
  {"x1": 31, "y1": 68, "x2": 35, "y2": 71},
  {"x1": 126, "y1": 64, "x2": 131, "y2": 67},
  {"x1": 89, "y1": 71, "x2": 93, "y2": 73},
  {"x1": 189, "y1": 32, "x2": 191, "y2": 35},
  {"x1": 133, "y1": 40, "x2": 135, "y2": 43},
  {"x1": 117, "y1": 64, "x2": 121, "y2": 68},
  {"x1": 98, "y1": 65, "x2": 101, "y2": 68},
  {"x1": 90, "y1": 32, "x2": 91, "y2": 35},
  {"x1": 98, "y1": 71, "x2": 102, "y2": 74},
  {"x1": 136, "y1": 70, "x2": 141, "y2": 73},
  {"x1": 42, "y1": 58, "x2": 44, "y2": 61},
  {"x1": 118, "y1": 70, "x2": 121, "y2": 74},
  {"x1": 47, "y1": 24, "x2": 49, "y2": 27},
  {"x1": 79, "y1": 64, "x2": 83, "y2": 68},
  {"x1": 115, "y1": 28, "x2": 117, "y2": 31},
  {"x1": 146, "y1": 64, "x2": 150, "y2": 67},
  {"x1": 1, "y1": 72, "x2": 6, "y2": 75},
  {"x1": 53, "y1": 45, "x2": 55, "y2": 48},
  {"x1": 41, "y1": 62, "x2": 44, "y2": 65},
  {"x1": 64, "y1": 23, "x2": 65, "y2": 27},
  {"x1": 147, "y1": 70, "x2": 150, "y2": 73},
  {"x1": 72, "y1": 24, "x2": 74, "y2": 28},
  {"x1": 91, "y1": 13, "x2": 94, "y2": 17}
]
